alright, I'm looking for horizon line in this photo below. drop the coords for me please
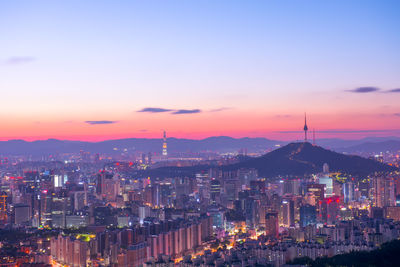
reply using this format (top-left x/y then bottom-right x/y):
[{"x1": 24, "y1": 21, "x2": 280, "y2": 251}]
[{"x1": 1, "y1": 133, "x2": 400, "y2": 143}]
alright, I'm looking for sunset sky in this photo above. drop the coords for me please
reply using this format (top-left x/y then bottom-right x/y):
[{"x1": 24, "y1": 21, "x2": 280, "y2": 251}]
[{"x1": 1, "y1": 0, "x2": 400, "y2": 141}]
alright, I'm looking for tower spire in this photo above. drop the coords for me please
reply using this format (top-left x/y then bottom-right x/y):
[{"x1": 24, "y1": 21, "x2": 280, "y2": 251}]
[{"x1": 303, "y1": 113, "x2": 308, "y2": 142}]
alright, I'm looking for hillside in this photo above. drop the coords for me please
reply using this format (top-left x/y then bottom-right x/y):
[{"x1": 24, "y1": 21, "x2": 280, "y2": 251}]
[
  {"x1": 142, "y1": 142, "x2": 397, "y2": 178},
  {"x1": 224, "y1": 142, "x2": 396, "y2": 176}
]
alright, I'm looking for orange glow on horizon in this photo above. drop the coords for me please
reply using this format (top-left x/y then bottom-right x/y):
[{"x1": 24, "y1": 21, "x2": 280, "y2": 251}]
[{"x1": 0, "y1": 111, "x2": 399, "y2": 141}]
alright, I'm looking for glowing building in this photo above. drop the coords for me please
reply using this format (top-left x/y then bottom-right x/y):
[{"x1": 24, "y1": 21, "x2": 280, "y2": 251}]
[
  {"x1": 162, "y1": 131, "x2": 168, "y2": 157},
  {"x1": 319, "y1": 176, "x2": 333, "y2": 198},
  {"x1": 0, "y1": 192, "x2": 7, "y2": 222}
]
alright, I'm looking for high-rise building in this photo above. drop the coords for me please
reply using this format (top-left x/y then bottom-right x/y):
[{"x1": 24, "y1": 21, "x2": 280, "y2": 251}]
[
  {"x1": 343, "y1": 182, "x2": 355, "y2": 203},
  {"x1": 385, "y1": 206, "x2": 400, "y2": 221},
  {"x1": 51, "y1": 193, "x2": 71, "y2": 228},
  {"x1": 160, "y1": 183, "x2": 173, "y2": 207},
  {"x1": 318, "y1": 176, "x2": 333, "y2": 198},
  {"x1": 319, "y1": 196, "x2": 340, "y2": 225},
  {"x1": 283, "y1": 179, "x2": 300, "y2": 195},
  {"x1": 208, "y1": 206, "x2": 225, "y2": 229},
  {"x1": 224, "y1": 179, "x2": 239, "y2": 207},
  {"x1": 41, "y1": 191, "x2": 53, "y2": 226},
  {"x1": 54, "y1": 174, "x2": 68, "y2": 188},
  {"x1": 210, "y1": 179, "x2": 221, "y2": 205},
  {"x1": 138, "y1": 205, "x2": 151, "y2": 224},
  {"x1": 250, "y1": 180, "x2": 266, "y2": 195},
  {"x1": 265, "y1": 212, "x2": 279, "y2": 238},
  {"x1": 280, "y1": 198, "x2": 295, "y2": 227},
  {"x1": 300, "y1": 204, "x2": 316, "y2": 227},
  {"x1": 94, "y1": 153, "x2": 100, "y2": 163},
  {"x1": 0, "y1": 192, "x2": 7, "y2": 222},
  {"x1": 358, "y1": 179, "x2": 370, "y2": 198},
  {"x1": 99, "y1": 173, "x2": 120, "y2": 202},
  {"x1": 307, "y1": 184, "x2": 325, "y2": 204},
  {"x1": 72, "y1": 191, "x2": 87, "y2": 211},
  {"x1": 244, "y1": 196, "x2": 261, "y2": 228},
  {"x1": 238, "y1": 168, "x2": 258, "y2": 188},
  {"x1": 373, "y1": 176, "x2": 395, "y2": 208},
  {"x1": 323, "y1": 163, "x2": 329, "y2": 174},
  {"x1": 162, "y1": 131, "x2": 168, "y2": 157},
  {"x1": 50, "y1": 234, "x2": 91, "y2": 266},
  {"x1": 14, "y1": 203, "x2": 31, "y2": 225}
]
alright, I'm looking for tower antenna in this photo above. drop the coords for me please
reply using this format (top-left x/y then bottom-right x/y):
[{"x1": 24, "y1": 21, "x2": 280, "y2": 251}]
[{"x1": 303, "y1": 113, "x2": 308, "y2": 142}]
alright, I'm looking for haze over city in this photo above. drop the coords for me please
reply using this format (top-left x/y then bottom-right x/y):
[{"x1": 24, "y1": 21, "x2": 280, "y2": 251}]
[{"x1": 1, "y1": 0, "x2": 400, "y2": 141}]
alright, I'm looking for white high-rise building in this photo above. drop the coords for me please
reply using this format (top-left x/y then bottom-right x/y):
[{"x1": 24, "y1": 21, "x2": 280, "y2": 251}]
[
  {"x1": 319, "y1": 176, "x2": 333, "y2": 198},
  {"x1": 162, "y1": 131, "x2": 167, "y2": 156},
  {"x1": 323, "y1": 163, "x2": 329, "y2": 174}
]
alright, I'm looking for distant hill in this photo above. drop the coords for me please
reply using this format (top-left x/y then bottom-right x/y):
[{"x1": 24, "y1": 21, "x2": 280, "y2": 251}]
[
  {"x1": 0, "y1": 137, "x2": 282, "y2": 156},
  {"x1": 316, "y1": 136, "x2": 400, "y2": 150},
  {"x1": 224, "y1": 142, "x2": 396, "y2": 176},
  {"x1": 1, "y1": 136, "x2": 400, "y2": 156},
  {"x1": 143, "y1": 142, "x2": 397, "y2": 178},
  {"x1": 337, "y1": 140, "x2": 400, "y2": 153}
]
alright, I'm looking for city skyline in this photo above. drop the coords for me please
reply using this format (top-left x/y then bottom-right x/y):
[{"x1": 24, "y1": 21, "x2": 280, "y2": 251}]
[
  {"x1": 1, "y1": 1, "x2": 400, "y2": 141},
  {"x1": 2, "y1": 2, "x2": 400, "y2": 266}
]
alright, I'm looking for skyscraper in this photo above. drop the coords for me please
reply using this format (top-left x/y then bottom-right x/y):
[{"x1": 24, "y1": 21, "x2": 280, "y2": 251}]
[
  {"x1": 319, "y1": 175, "x2": 333, "y2": 198},
  {"x1": 319, "y1": 196, "x2": 340, "y2": 225},
  {"x1": 162, "y1": 131, "x2": 168, "y2": 157},
  {"x1": 373, "y1": 176, "x2": 395, "y2": 208},
  {"x1": 0, "y1": 192, "x2": 7, "y2": 223},
  {"x1": 300, "y1": 204, "x2": 316, "y2": 227},
  {"x1": 280, "y1": 198, "x2": 295, "y2": 227},
  {"x1": 265, "y1": 212, "x2": 279, "y2": 238},
  {"x1": 210, "y1": 179, "x2": 221, "y2": 204}
]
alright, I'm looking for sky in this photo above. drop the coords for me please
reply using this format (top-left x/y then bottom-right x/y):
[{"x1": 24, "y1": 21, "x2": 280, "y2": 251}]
[{"x1": 1, "y1": 0, "x2": 400, "y2": 141}]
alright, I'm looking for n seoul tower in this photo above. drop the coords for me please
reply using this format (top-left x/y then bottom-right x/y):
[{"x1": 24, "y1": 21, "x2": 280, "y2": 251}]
[{"x1": 304, "y1": 113, "x2": 308, "y2": 142}]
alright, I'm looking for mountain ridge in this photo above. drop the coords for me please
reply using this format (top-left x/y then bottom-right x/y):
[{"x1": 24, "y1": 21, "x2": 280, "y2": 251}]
[
  {"x1": 1, "y1": 136, "x2": 400, "y2": 155},
  {"x1": 0, "y1": 136, "x2": 282, "y2": 155}
]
